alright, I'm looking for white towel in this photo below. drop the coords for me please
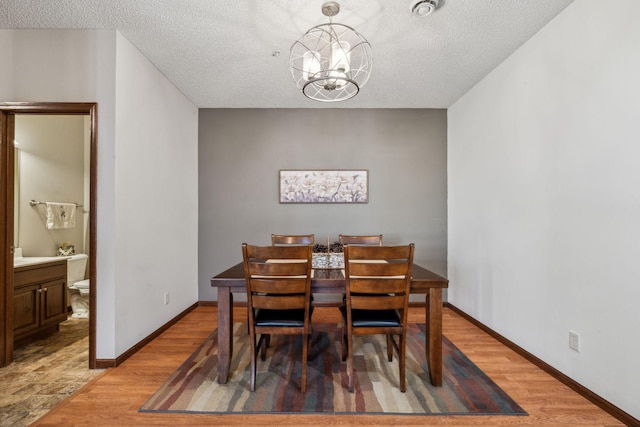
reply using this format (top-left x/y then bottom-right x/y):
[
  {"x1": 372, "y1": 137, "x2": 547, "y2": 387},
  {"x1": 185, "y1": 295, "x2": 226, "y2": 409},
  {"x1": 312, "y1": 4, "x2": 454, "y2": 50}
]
[{"x1": 46, "y1": 202, "x2": 77, "y2": 229}]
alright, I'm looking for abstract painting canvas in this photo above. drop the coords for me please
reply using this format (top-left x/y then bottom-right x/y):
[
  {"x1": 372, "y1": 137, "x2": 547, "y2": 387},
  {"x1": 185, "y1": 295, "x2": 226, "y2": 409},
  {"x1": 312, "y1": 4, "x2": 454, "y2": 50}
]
[{"x1": 279, "y1": 170, "x2": 368, "y2": 203}]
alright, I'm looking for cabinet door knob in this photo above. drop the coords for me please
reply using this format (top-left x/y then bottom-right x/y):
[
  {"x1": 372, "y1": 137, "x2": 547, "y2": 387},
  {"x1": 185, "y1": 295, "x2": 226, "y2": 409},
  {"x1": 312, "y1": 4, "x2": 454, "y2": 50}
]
[
  {"x1": 37, "y1": 289, "x2": 43, "y2": 293},
  {"x1": 42, "y1": 287, "x2": 48, "y2": 292}
]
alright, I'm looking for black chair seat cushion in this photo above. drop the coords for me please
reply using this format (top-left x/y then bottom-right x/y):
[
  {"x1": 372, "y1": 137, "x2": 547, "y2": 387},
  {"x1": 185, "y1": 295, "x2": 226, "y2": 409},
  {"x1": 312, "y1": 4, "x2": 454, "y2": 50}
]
[
  {"x1": 339, "y1": 306, "x2": 402, "y2": 327},
  {"x1": 255, "y1": 307, "x2": 313, "y2": 327}
]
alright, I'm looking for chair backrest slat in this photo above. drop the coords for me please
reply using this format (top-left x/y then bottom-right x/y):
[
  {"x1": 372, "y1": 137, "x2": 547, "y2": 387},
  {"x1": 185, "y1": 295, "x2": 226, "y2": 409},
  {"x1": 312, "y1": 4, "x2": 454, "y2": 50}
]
[
  {"x1": 250, "y1": 278, "x2": 308, "y2": 294},
  {"x1": 271, "y1": 234, "x2": 315, "y2": 245},
  {"x1": 351, "y1": 294, "x2": 405, "y2": 310},
  {"x1": 347, "y1": 262, "x2": 408, "y2": 277},
  {"x1": 249, "y1": 244, "x2": 310, "y2": 258},
  {"x1": 252, "y1": 294, "x2": 306, "y2": 310},
  {"x1": 349, "y1": 278, "x2": 408, "y2": 294},
  {"x1": 248, "y1": 261, "x2": 308, "y2": 277},
  {"x1": 339, "y1": 234, "x2": 382, "y2": 246},
  {"x1": 345, "y1": 244, "x2": 409, "y2": 259}
]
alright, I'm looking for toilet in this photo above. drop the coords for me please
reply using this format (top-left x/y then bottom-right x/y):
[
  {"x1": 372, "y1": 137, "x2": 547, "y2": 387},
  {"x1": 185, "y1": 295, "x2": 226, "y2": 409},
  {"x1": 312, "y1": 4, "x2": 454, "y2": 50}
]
[{"x1": 66, "y1": 254, "x2": 90, "y2": 318}]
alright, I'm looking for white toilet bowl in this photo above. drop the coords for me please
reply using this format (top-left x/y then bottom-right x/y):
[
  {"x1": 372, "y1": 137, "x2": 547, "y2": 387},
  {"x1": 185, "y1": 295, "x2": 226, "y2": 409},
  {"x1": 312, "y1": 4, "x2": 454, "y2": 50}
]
[
  {"x1": 66, "y1": 254, "x2": 90, "y2": 318},
  {"x1": 71, "y1": 278, "x2": 90, "y2": 295}
]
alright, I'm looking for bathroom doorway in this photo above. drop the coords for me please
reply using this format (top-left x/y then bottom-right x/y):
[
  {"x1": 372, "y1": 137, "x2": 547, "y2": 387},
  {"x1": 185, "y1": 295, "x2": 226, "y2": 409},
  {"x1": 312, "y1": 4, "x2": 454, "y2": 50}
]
[{"x1": 0, "y1": 102, "x2": 97, "y2": 368}]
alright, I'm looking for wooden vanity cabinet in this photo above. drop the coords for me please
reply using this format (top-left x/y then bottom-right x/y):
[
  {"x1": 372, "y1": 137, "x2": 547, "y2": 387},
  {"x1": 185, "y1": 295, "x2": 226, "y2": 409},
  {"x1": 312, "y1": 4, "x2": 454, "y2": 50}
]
[{"x1": 14, "y1": 260, "x2": 68, "y2": 348}]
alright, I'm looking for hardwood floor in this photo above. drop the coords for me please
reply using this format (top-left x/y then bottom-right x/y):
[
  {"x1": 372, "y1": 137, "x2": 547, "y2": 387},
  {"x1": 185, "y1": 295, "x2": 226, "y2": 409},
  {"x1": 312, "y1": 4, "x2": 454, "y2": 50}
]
[{"x1": 31, "y1": 305, "x2": 625, "y2": 426}]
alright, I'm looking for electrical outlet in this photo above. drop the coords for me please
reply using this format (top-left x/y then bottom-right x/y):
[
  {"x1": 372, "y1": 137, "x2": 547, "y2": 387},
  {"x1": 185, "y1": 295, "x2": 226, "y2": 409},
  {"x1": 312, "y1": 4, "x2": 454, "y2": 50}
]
[
  {"x1": 163, "y1": 292, "x2": 170, "y2": 305},
  {"x1": 569, "y1": 331, "x2": 580, "y2": 352}
]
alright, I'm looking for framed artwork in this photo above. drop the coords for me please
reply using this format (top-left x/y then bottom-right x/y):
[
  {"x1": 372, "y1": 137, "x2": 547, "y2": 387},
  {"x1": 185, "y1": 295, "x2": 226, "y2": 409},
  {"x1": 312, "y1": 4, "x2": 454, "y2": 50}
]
[{"x1": 279, "y1": 169, "x2": 368, "y2": 204}]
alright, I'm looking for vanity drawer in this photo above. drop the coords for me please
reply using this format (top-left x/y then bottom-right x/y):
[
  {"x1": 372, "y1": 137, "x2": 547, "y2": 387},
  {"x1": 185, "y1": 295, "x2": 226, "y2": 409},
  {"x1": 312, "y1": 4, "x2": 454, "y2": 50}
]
[{"x1": 15, "y1": 261, "x2": 67, "y2": 288}]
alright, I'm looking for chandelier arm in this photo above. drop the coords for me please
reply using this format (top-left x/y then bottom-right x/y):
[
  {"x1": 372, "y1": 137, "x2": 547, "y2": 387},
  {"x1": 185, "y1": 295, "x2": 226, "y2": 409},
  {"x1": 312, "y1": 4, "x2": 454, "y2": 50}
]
[
  {"x1": 343, "y1": 41, "x2": 371, "y2": 56},
  {"x1": 291, "y1": 27, "x2": 335, "y2": 58}
]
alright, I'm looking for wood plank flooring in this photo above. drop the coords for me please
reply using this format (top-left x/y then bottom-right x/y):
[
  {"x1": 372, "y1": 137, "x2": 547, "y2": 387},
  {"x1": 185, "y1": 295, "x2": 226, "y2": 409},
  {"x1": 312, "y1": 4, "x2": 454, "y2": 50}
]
[
  {"x1": 0, "y1": 317, "x2": 104, "y2": 426},
  {"x1": 31, "y1": 306, "x2": 625, "y2": 426}
]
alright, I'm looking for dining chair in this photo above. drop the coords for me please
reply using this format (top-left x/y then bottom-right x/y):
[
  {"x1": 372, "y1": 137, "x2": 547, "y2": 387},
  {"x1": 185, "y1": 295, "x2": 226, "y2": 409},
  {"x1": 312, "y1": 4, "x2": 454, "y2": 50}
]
[
  {"x1": 339, "y1": 234, "x2": 383, "y2": 246},
  {"x1": 340, "y1": 243, "x2": 414, "y2": 393},
  {"x1": 271, "y1": 234, "x2": 315, "y2": 245},
  {"x1": 241, "y1": 243, "x2": 313, "y2": 393}
]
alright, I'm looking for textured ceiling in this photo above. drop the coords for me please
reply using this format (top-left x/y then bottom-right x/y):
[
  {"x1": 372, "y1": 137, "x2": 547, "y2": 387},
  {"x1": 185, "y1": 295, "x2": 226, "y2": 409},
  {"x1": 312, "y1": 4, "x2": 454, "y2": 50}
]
[{"x1": 0, "y1": 0, "x2": 574, "y2": 108}]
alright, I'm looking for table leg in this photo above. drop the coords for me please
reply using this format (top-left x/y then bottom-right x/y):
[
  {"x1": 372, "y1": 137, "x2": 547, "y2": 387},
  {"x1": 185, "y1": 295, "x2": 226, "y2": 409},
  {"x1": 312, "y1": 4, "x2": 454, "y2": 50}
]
[
  {"x1": 425, "y1": 288, "x2": 443, "y2": 386},
  {"x1": 217, "y1": 286, "x2": 233, "y2": 384}
]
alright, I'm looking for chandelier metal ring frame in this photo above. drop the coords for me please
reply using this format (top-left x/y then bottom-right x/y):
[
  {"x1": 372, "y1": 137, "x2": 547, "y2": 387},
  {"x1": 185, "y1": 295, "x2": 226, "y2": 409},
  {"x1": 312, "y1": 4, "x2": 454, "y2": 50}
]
[{"x1": 289, "y1": 4, "x2": 373, "y2": 102}]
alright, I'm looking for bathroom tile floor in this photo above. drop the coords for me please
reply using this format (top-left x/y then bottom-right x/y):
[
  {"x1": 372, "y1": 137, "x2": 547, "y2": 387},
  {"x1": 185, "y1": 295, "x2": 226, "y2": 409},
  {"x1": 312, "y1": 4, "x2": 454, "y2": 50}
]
[{"x1": 0, "y1": 316, "x2": 105, "y2": 426}]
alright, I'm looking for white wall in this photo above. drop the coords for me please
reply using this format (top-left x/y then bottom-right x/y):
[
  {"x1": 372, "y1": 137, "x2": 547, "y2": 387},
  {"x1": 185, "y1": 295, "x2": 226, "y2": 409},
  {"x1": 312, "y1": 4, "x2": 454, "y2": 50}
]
[
  {"x1": 198, "y1": 108, "x2": 447, "y2": 301},
  {"x1": 0, "y1": 29, "x2": 119, "y2": 358},
  {"x1": 15, "y1": 115, "x2": 86, "y2": 257},
  {"x1": 0, "y1": 29, "x2": 199, "y2": 360},
  {"x1": 448, "y1": 0, "x2": 640, "y2": 419},
  {"x1": 113, "y1": 32, "x2": 199, "y2": 355},
  {"x1": 0, "y1": 31, "x2": 14, "y2": 96}
]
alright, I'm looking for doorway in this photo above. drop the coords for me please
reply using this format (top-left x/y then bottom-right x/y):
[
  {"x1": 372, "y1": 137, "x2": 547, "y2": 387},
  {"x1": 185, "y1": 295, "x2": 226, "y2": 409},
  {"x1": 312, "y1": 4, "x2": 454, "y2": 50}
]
[{"x1": 0, "y1": 102, "x2": 97, "y2": 368}]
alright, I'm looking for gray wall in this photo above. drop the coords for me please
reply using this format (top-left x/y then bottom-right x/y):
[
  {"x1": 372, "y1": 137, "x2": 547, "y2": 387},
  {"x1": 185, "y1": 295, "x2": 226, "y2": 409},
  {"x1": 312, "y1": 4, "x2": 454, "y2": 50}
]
[{"x1": 198, "y1": 108, "x2": 447, "y2": 301}]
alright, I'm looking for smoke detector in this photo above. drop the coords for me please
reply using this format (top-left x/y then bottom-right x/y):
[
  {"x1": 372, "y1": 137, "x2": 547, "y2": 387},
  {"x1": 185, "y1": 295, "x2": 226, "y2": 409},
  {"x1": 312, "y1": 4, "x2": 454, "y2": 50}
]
[{"x1": 410, "y1": 0, "x2": 440, "y2": 17}]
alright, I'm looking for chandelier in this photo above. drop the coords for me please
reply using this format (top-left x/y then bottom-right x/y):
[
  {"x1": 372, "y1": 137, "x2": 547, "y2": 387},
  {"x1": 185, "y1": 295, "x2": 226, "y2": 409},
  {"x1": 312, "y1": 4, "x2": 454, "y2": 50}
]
[{"x1": 289, "y1": 1, "x2": 372, "y2": 102}]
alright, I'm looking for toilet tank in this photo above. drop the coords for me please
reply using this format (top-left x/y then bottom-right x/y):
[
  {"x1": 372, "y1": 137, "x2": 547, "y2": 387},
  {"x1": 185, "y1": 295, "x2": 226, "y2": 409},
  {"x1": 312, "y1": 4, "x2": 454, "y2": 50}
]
[{"x1": 66, "y1": 254, "x2": 88, "y2": 284}]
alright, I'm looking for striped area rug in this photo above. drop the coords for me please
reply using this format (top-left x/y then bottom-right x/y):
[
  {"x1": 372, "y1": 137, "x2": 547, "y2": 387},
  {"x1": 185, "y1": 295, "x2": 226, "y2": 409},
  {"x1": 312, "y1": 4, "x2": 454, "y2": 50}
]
[{"x1": 140, "y1": 323, "x2": 527, "y2": 416}]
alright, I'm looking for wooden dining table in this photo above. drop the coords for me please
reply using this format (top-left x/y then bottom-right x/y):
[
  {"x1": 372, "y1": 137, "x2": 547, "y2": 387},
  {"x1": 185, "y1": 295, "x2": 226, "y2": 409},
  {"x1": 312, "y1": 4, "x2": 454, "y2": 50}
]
[{"x1": 211, "y1": 261, "x2": 449, "y2": 386}]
